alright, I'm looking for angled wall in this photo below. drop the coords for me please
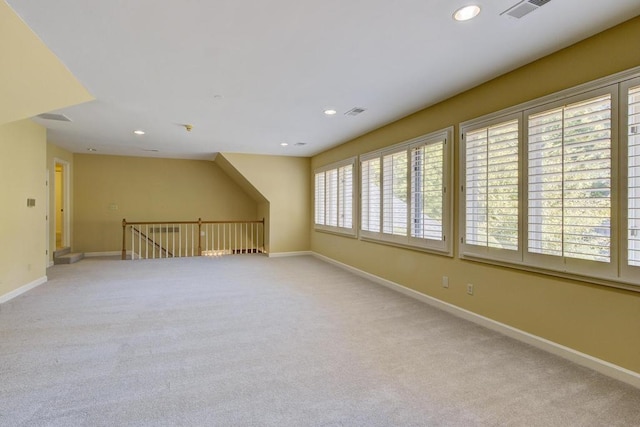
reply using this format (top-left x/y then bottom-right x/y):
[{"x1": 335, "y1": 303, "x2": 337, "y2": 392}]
[
  {"x1": 0, "y1": 1, "x2": 93, "y2": 125},
  {"x1": 218, "y1": 153, "x2": 310, "y2": 254}
]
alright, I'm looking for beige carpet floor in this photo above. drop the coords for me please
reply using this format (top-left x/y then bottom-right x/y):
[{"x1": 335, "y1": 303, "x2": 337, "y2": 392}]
[{"x1": 1, "y1": 255, "x2": 639, "y2": 426}]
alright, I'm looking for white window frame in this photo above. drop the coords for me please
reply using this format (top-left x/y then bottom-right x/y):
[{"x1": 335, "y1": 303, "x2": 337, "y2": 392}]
[
  {"x1": 459, "y1": 113, "x2": 523, "y2": 263},
  {"x1": 360, "y1": 127, "x2": 453, "y2": 255},
  {"x1": 620, "y1": 76, "x2": 640, "y2": 283},
  {"x1": 313, "y1": 157, "x2": 357, "y2": 237},
  {"x1": 459, "y1": 66, "x2": 640, "y2": 291},
  {"x1": 523, "y1": 86, "x2": 618, "y2": 280}
]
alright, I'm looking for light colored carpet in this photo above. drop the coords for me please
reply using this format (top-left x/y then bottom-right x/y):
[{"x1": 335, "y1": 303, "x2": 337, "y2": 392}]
[{"x1": 1, "y1": 255, "x2": 639, "y2": 426}]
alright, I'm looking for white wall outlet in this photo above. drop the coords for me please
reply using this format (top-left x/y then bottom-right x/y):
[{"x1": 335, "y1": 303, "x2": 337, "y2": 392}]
[
  {"x1": 467, "y1": 283, "x2": 474, "y2": 295},
  {"x1": 442, "y1": 276, "x2": 449, "y2": 288}
]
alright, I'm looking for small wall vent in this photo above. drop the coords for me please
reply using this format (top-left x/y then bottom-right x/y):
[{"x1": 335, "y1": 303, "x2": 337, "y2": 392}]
[
  {"x1": 344, "y1": 107, "x2": 366, "y2": 117},
  {"x1": 501, "y1": 0, "x2": 552, "y2": 19},
  {"x1": 36, "y1": 113, "x2": 72, "y2": 122}
]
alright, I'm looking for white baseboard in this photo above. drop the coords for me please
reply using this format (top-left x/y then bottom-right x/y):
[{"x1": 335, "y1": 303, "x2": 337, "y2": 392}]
[
  {"x1": 0, "y1": 276, "x2": 48, "y2": 304},
  {"x1": 84, "y1": 251, "x2": 123, "y2": 258},
  {"x1": 268, "y1": 251, "x2": 313, "y2": 258},
  {"x1": 312, "y1": 252, "x2": 640, "y2": 389}
]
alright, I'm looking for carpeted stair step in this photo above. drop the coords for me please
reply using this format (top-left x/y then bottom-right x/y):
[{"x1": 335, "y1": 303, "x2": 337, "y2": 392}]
[
  {"x1": 53, "y1": 247, "x2": 71, "y2": 258},
  {"x1": 53, "y1": 247, "x2": 84, "y2": 265}
]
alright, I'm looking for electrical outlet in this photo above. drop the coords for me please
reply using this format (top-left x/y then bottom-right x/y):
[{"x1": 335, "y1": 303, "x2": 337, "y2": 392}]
[
  {"x1": 442, "y1": 276, "x2": 449, "y2": 288},
  {"x1": 467, "y1": 283, "x2": 474, "y2": 295}
]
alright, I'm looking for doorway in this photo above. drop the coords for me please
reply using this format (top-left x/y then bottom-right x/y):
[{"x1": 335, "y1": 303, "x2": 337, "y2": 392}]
[{"x1": 54, "y1": 160, "x2": 70, "y2": 249}]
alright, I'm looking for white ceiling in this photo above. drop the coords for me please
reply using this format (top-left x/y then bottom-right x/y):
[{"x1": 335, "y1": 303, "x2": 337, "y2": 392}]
[{"x1": 8, "y1": 0, "x2": 640, "y2": 159}]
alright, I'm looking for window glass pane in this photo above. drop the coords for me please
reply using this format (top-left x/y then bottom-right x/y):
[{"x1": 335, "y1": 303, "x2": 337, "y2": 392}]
[
  {"x1": 314, "y1": 172, "x2": 325, "y2": 225},
  {"x1": 411, "y1": 142, "x2": 444, "y2": 240},
  {"x1": 466, "y1": 119, "x2": 519, "y2": 250},
  {"x1": 528, "y1": 94, "x2": 611, "y2": 262},
  {"x1": 361, "y1": 158, "x2": 381, "y2": 232},
  {"x1": 383, "y1": 151, "x2": 408, "y2": 236},
  {"x1": 629, "y1": 85, "x2": 640, "y2": 266}
]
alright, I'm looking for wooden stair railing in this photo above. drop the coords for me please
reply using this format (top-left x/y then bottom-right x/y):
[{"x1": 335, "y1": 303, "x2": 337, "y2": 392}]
[
  {"x1": 131, "y1": 226, "x2": 173, "y2": 258},
  {"x1": 122, "y1": 218, "x2": 265, "y2": 260}
]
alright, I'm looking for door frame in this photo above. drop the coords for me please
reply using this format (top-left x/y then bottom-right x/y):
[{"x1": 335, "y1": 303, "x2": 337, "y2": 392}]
[{"x1": 53, "y1": 158, "x2": 70, "y2": 249}]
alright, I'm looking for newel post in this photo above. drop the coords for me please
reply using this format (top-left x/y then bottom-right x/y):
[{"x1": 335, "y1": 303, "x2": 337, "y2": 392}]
[
  {"x1": 197, "y1": 218, "x2": 202, "y2": 256},
  {"x1": 121, "y1": 218, "x2": 127, "y2": 260}
]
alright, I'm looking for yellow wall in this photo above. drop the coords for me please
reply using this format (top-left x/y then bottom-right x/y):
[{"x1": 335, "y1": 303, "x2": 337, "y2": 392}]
[
  {"x1": 0, "y1": 120, "x2": 47, "y2": 296},
  {"x1": 0, "y1": 1, "x2": 93, "y2": 125},
  {"x1": 73, "y1": 154, "x2": 258, "y2": 253},
  {"x1": 311, "y1": 16, "x2": 640, "y2": 373},
  {"x1": 46, "y1": 143, "x2": 74, "y2": 262},
  {"x1": 219, "y1": 153, "x2": 310, "y2": 254}
]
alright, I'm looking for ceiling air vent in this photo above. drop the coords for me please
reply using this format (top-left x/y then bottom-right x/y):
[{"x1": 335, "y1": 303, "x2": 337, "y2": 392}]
[
  {"x1": 501, "y1": 0, "x2": 552, "y2": 19},
  {"x1": 36, "y1": 113, "x2": 72, "y2": 122},
  {"x1": 344, "y1": 107, "x2": 366, "y2": 117}
]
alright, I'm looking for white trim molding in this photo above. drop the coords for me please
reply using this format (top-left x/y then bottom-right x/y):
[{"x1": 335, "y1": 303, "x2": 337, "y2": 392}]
[
  {"x1": 84, "y1": 251, "x2": 123, "y2": 258},
  {"x1": 312, "y1": 252, "x2": 640, "y2": 390},
  {"x1": 0, "y1": 276, "x2": 48, "y2": 304},
  {"x1": 268, "y1": 251, "x2": 313, "y2": 258}
]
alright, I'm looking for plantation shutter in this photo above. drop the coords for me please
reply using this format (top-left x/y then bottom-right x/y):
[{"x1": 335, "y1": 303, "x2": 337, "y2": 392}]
[
  {"x1": 465, "y1": 119, "x2": 519, "y2": 249},
  {"x1": 411, "y1": 141, "x2": 445, "y2": 240},
  {"x1": 325, "y1": 169, "x2": 338, "y2": 227},
  {"x1": 314, "y1": 172, "x2": 325, "y2": 225},
  {"x1": 629, "y1": 85, "x2": 640, "y2": 266},
  {"x1": 361, "y1": 158, "x2": 381, "y2": 232},
  {"x1": 338, "y1": 164, "x2": 353, "y2": 228},
  {"x1": 382, "y1": 151, "x2": 408, "y2": 236},
  {"x1": 528, "y1": 94, "x2": 612, "y2": 262}
]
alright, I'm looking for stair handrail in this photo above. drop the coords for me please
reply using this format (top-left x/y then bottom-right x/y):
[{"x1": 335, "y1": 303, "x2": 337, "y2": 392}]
[
  {"x1": 130, "y1": 226, "x2": 174, "y2": 258},
  {"x1": 122, "y1": 218, "x2": 265, "y2": 260}
]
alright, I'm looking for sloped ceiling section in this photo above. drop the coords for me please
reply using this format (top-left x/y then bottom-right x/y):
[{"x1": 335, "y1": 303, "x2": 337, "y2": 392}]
[
  {"x1": 213, "y1": 153, "x2": 268, "y2": 204},
  {"x1": 0, "y1": 1, "x2": 92, "y2": 126}
]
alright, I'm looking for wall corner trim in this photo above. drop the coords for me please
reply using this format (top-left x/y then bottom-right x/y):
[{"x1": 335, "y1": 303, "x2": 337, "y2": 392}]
[
  {"x1": 312, "y1": 252, "x2": 640, "y2": 390},
  {"x1": 0, "y1": 276, "x2": 48, "y2": 304},
  {"x1": 268, "y1": 251, "x2": 313, "y2": 258}
]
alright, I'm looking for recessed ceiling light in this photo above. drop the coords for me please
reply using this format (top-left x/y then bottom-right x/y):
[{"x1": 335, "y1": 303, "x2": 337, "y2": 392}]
[
  {"x1": 280, "y1": 142, "x2": 289, "y2": 147},
  {"x1": 453, "y1": 5, "x2": 481, "y2": 21},
  {"x1": 87, "y1": 148, "x2": 97, "y2": 152},
  {"x1": 133, "y1": 130, "x2": 145, "y2": 135},
  {"x1": 324, "y1": 109, "x2": 337, "y2": 116}
]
